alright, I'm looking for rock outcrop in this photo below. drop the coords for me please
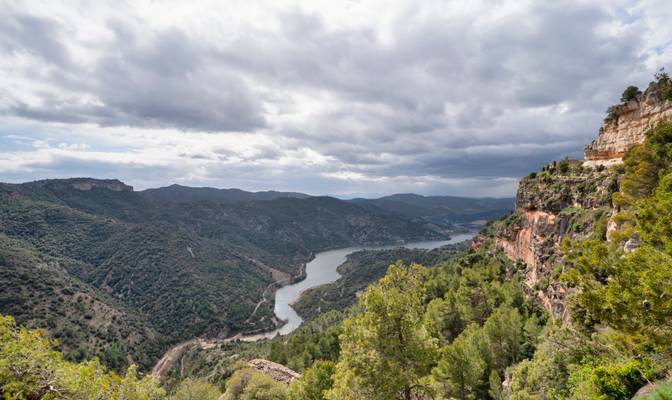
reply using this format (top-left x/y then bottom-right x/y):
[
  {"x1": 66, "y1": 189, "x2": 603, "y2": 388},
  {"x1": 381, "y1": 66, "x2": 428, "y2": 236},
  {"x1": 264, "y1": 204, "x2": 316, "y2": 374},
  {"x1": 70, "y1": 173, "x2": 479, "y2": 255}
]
[
  {"x1": 247, "y1": 359, "x2": 300, "y2": 385},
  {"x1": 584, "y1": 81, "x2": 672, "y2": 166},
  {"x1": 496, "y1": 162, "x2": 618, "y2": 318},
  {"x1": 496, "y1": 79, "x2": 672, "y2": 319}
]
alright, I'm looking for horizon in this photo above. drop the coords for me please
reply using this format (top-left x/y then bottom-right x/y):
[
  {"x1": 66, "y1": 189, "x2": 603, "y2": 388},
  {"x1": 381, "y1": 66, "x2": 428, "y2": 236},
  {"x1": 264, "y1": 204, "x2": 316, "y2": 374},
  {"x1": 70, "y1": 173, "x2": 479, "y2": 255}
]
[
  {"x1": 1, "y1": 1, "x2": 671, "y2": 197},
  {"x1": 1, "y1": 176, "x2": 516, "y2": 200}
]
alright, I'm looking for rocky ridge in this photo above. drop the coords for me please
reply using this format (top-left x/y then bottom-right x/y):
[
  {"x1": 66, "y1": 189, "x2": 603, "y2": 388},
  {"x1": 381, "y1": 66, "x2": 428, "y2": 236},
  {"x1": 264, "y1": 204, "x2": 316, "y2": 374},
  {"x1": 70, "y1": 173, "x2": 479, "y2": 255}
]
[
  {"x1": 496, "y1": 161, "x2": 618, "y2": 318},
  {"x1": 584, "y1": 80, "x2": 672, "y2": 166},
  {"x1": 246, "y1": 359, "x2": 300, "y2": 385}
]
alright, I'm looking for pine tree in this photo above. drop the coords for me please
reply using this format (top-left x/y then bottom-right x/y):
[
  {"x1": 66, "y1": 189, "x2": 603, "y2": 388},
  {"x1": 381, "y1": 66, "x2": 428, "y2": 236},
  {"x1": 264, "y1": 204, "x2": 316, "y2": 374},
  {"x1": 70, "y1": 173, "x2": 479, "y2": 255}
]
[{"x1": 327, "y1": 262, "x2": 438, "y2": 400}]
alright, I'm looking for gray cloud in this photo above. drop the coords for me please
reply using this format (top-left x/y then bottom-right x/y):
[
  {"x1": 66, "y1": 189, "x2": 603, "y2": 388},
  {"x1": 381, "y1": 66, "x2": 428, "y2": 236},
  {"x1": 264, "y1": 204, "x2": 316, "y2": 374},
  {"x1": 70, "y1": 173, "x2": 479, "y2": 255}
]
[{"x1": 0, "y1": 1, "x2": 669, "y2": 196}]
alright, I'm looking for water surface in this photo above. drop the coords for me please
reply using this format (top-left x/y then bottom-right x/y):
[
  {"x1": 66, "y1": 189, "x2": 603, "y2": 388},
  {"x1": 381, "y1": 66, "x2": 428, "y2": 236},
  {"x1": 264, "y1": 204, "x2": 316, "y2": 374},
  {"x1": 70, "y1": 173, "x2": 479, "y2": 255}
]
[{"x1": 243, "y1": 232, "x2": 475, "y2": 340}]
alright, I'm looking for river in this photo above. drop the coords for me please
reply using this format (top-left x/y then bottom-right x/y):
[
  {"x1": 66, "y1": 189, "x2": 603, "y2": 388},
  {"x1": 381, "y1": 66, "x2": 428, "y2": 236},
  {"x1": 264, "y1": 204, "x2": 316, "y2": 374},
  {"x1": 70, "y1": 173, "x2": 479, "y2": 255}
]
[
  {"x1": 241, "y1": 232, "x2": 476, "y2": 340},
  {"x1": 151, "y1": 232, "x2": 476, "y2": 378}
]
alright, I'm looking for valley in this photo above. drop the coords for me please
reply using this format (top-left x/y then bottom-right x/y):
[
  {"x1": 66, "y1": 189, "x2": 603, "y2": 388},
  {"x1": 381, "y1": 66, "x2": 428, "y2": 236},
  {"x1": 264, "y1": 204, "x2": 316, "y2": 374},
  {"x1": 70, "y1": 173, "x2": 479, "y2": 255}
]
[
  {"x1": 2, "y1": 2, "x2": 672, "y2": 396},
  {"x1": 0, "y1": 179, "x2": 507, "y2": 373},
  {"x1": 149, "y1": 233, "x2": 475, "y2": 381}
]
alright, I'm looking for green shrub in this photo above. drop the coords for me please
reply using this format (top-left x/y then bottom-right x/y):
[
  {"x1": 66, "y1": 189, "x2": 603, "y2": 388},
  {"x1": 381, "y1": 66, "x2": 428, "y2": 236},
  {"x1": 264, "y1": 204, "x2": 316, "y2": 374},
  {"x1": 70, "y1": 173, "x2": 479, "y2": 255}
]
[
  {"x1": 621, "y1": 86, "x2": 642, "y2": 103},
  {"x1": 592, "y1": 360, "x2": 649, "y2": 400}
]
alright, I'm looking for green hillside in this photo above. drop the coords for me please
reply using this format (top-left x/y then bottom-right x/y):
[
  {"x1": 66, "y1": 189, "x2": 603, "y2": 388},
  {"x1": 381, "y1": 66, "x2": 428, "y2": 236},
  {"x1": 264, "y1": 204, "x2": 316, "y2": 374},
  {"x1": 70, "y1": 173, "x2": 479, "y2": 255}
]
[{"x1": 0, "y1": 179, "x2": 441, "y2": 371}]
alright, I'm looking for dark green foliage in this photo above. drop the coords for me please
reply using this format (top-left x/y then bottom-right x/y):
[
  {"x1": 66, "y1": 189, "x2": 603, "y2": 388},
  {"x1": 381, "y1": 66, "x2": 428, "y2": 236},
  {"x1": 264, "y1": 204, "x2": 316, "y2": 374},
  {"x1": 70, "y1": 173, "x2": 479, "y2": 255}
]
[
  {"x1": 621, "y1": 85, "x2": 642, "y2": 103},
  {"x1": 287, "y1": 361, "x2": 335, "y2": 400},
  {"x1": 0, "y1": 235, "x2": 166, "y2": 372},
  {"x1": 655, "y1": 68, "x2": 672, "y2": 101},
  {"x1": 267, "y1": 312, "x2": 342, "y2": 372},
  {"x1": 160, "y1": 311, "x2": 343, "y2": 388},
  {"x1": 350, "y1": 193, "x2": 514, "y2": 227}
]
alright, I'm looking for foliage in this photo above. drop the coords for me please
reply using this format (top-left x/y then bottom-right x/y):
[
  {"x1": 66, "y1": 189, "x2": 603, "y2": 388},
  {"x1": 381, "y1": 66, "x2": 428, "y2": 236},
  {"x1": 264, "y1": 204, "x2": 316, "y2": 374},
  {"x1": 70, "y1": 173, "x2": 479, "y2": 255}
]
[
  {"x1": 222, "y1": 368, "x2": 287, "y2": 400},
  {"x1": 287, "y1": 361, "x2": 335, "y2": 400},
  {"x1": 621, "y1": 85, "x2": 642, "y2": 103},
  {"x1": 655, "y1": 68, "x2": 672, "y2": 101},
  {"x1": 433, "y1": 324, "x2": 485, "y2": 400},
  {"x1": 592, "y1": 360, "x2": 650, "y2": 400},
  {"x1": 268, "y1": 312, "x2": 342, "y2": 372},
  {"x1": 327, "y1": 263, "x2": 439, "y2": 400},
  {"x1": 0, "y1": 314, "x2": 166, "y2": 399},
  {"x1": 160, "y1": 311, "x2": 343, "y2": 388},
  {"x1": 0, "y1": 234, "x2": 166, "y2": 372},
  {"x1": 170, "y1": 378, "x2": 221, "y2": 400}
]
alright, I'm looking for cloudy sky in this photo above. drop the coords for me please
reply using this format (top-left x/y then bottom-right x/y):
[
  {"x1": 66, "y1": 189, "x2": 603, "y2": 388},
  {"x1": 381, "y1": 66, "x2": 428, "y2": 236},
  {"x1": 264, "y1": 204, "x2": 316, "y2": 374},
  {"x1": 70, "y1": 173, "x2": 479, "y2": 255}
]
[{"x1": 1, "y1": 0, "x2": 670, "y2": 197}]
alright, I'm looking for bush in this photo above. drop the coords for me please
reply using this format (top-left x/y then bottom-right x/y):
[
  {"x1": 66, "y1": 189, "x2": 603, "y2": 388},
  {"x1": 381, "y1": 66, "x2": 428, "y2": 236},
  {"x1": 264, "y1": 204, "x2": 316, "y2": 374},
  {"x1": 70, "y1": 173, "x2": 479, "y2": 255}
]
[
  {"x1": 592, "y1": 360, "x2": 649, "y2": 400},
  {"x1": 655, "y1": 68, "x2": 672, "y2": 102},
  {"x1": 621, "y1": 86, "x2": 642, "y2": 103},
  {"x1": 558, "y1": 159, "x2": 570, "y2": 174}
]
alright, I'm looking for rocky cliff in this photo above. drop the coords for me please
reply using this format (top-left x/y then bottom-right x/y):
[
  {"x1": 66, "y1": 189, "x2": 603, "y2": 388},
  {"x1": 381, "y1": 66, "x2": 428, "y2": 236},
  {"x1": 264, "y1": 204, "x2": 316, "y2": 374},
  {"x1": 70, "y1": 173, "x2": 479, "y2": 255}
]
[
  {"x1": 495, "y1": 77, "x2": 672, "y2": 319},
  {"x1": 496, "y1": 161, "x2": 618, "y2": 318},
  {"x1": 584, "y1": 81, "x2": 672, "y2": 166}
]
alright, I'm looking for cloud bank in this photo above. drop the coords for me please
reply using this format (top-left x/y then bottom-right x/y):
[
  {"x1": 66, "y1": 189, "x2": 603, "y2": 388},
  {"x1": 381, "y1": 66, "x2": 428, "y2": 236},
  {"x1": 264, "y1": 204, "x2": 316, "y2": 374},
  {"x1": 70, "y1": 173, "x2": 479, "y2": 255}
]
[{"x1": 1, "y1": 0, "x2": 670, "y2": 197}]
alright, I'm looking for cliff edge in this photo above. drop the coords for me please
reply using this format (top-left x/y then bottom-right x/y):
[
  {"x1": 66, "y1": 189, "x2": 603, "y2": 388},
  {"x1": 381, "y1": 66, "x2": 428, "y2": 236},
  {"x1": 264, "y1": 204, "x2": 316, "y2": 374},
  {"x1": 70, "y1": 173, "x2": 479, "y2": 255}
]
[{"x1": 584, "y1": 80, "x2": 672, "y2": 166}]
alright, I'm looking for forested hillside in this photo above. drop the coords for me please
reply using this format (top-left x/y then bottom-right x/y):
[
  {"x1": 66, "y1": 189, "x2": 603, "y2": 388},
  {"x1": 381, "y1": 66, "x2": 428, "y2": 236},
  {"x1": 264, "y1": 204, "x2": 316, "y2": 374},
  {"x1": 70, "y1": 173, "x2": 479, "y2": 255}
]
[
  {"x1": 351, "y1": 193, "x2": 514, "y2": 227},
  {"x1": 0, "y1": 179, "x2": 442, "y2": 371}
]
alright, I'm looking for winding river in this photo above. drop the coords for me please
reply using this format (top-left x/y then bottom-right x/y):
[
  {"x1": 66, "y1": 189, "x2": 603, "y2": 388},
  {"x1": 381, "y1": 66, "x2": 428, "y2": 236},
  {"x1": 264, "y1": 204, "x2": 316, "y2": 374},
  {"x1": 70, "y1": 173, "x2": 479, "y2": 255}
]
[
  {"x1": 242, "y1": 232, "x2": 476, "y2": 340},
  {"x1": 152, "y1": 232, "x2": 476, "y2": 378}
]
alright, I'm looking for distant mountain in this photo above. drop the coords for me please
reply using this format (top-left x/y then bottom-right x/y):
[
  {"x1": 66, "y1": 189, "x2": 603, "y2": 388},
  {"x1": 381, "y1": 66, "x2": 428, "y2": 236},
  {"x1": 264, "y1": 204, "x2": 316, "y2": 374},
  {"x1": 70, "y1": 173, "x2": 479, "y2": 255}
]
[
  {"x1": 140, "y1": 184, "x2": 310, "y2": 204},
  {"x1": 0, "y1": 178, "x2": 442, "y2": 371},
  {"x1": 350, "y1": 193, "x2": 514, "y2": 225}
]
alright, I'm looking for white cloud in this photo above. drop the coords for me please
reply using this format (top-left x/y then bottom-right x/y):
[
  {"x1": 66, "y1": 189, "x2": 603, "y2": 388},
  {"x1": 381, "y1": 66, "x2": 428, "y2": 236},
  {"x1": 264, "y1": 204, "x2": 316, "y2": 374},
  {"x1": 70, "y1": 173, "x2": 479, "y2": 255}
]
[{"x1": 0, "y1": 0, "x2": 670, "y2": 196}]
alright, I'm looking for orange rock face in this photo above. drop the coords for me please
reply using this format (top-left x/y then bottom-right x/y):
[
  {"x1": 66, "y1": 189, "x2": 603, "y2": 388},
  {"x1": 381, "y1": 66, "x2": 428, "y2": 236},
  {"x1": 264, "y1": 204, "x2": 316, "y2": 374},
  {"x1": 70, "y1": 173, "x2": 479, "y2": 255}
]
[{"x1": 584, "y1": 82, "x2": 672, "y2": 166}]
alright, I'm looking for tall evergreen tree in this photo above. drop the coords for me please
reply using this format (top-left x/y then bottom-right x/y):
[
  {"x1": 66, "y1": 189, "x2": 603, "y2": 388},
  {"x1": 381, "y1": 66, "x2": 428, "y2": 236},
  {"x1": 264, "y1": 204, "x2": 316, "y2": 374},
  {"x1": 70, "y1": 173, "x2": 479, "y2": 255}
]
[{"x1": 327, "y1": 262, "x2": 438, "y2": 400}]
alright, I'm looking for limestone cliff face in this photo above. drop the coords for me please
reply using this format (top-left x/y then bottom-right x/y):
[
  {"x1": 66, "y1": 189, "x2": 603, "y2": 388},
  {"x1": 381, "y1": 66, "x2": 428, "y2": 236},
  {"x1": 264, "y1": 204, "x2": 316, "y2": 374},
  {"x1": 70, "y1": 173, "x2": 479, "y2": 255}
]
[
  {"x1": 247, "y1": 359, "x2": 300, "y2": 385},
  {"x1": 497, "y1": 79, "x2": 672, "y2": 318},
  {"x1": 584, "y1": 82, "x2": 672, "y2": 166},
  {"x1": 496, "y1": 163, "x2": 618, "y2": 318}
]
